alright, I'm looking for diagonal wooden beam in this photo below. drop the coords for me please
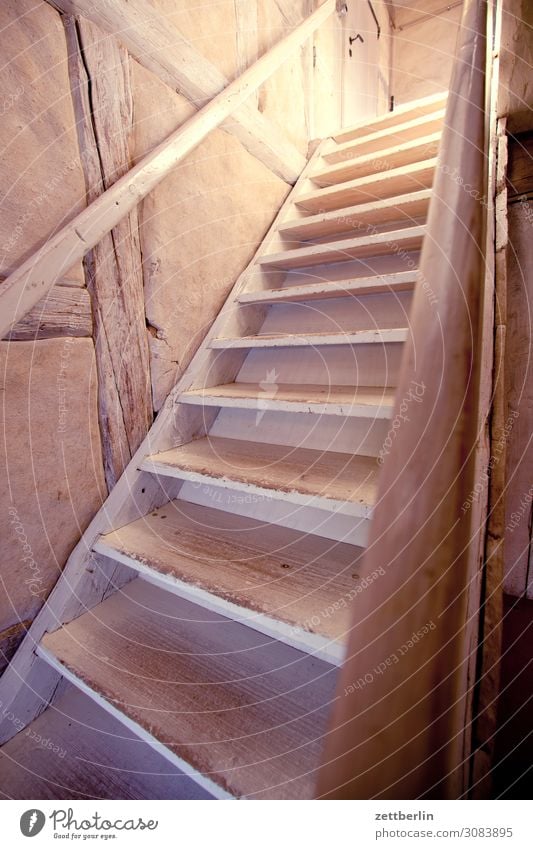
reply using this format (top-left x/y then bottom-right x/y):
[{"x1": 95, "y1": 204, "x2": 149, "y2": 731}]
[
  {"x1": 48, "y1": 0, "x2": 310, "y2": 183},
  {"x1": 0, "y1": 0, "x2": 335, "y2": 340}
]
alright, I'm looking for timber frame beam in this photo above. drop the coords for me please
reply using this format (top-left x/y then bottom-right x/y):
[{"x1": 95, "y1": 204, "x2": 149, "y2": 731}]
[
  {"x1": 47, "y1": 0, "x2": 309, "y2": 184},
  {"x1": 0, "y1": 0, "x2": 335, "y2": 341}
]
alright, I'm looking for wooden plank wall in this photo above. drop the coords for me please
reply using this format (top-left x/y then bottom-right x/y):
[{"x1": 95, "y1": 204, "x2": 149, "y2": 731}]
[
  {"x1": 503, "y1": 129, "x2": 533, "y2": 598},
  {"x1": 4, "y1": 280, "x2": 92, "y2": 341}
]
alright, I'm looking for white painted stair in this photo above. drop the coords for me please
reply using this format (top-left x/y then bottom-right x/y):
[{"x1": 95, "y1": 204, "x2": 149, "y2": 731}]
[{"x1": 0, "y1": 92, "x2": 447, "y2": 800}]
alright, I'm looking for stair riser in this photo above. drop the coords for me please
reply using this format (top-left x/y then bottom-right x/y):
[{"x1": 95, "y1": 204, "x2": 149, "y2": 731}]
[
  {"x1": 332, "y1": 91, "x2": 448, "y2": 144},
  {"x1": 210, "y1": 330, "x2": 408, "y2": 349},
  {"x1": 178, "y1": 481, "x2": 370, "y2": 547},
  {"x1": 259, "y1": 232, "x2": 424, "y2": 270},
  {"x1": 209, "y1": 407, "x2": 391, "y2": 457},
  {"x1": 180, "y1": 393, "x2": 393, "y2": 420},
  {"x1": 140, "y1": 460, "x2": 374, "y2": 521},
  {"x1": 278, "y1": 191, "x2": 431, "y2": 241},
  {"x1": 312, "y1": 135, "x2": 441, "y2": 187},
  {"x1": 236, "y1": 344, "x2": 405, "y2": 388},
  {"x1": 238, "y1": 277, "x2": 417, "y2": 304},
  {"x1": 296, "y1": 162, "x2": 436, "y2": 213},
  {"x1": 259, "y1": 293, "x2": 413, "y2": 334},
  {"x1": 322, "y1": 112, "x2": 445, "y2": 163}
]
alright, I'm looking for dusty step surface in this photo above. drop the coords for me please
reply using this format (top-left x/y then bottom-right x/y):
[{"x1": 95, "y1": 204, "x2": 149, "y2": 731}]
[
  {"x1": 295, "y1": 158, "x2": 437, "y2": 213},
  {"x1": 40, "y1": 579, "x2": 337, "y2": 800},
  {"x1": 95, "y1": 500, "x2": 366, "y2": 652},
  {"x1": 179, "y1": 382, "x2": 396, "y2": 418},
  {"x1": 258, "y1": 226, "x2": 424, "y2": 269},
  {"x1": 311, "y1": 133, "x2": 441, "y2": 187},
  {"x1": 210, "y1": 327, "x2": 409, "y2": 349},
  {"x1": 238, "y1": 271, "x2": 418, "y2": 304},
  {"x1": 323, "y1": 110, "x2": 445, "y2": 163},
  {"x1": 278, "y1": 190, "x2": 431, "y2": 241},
  {"x1": 0, "y1": 683, "x2": 209, "y2": 800},
  {"x1": 332, "y1": 91, "x2": 448, "y2": 144},
  {"x1": 141, "y1": 436, "x2": 379, "y2": 518}
]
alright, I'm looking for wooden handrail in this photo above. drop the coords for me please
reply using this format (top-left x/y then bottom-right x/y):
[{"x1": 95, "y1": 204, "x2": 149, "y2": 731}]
[
  {"x1": 317, "y1": 0, "x2": 494, "y2": 799},
  {"x1": 0, "y1": 0, "x2": 335, "y2": 341}
]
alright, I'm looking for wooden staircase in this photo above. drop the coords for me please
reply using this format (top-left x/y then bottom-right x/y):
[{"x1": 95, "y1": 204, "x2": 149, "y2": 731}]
[{"x1": 1, "y1": 92, "x2": 447, "y2": 800}]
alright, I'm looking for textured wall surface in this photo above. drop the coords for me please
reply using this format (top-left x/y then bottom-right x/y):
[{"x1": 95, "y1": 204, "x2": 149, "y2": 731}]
[
  {"x1": 0, "y1": 338, "x2": 106, "y2": 670},
  {"x1": 0, "y1": 0, "x2": 86, "y2": 281},
  {"x1": 499, "y1": 0, "x2": 533, "y2": 133},
  {"x1": 391, "y1": 6, "x2": 462, "y2": 104},
  {"x1": 133, "y1": 62, "x2": 290, "y2": 409}
]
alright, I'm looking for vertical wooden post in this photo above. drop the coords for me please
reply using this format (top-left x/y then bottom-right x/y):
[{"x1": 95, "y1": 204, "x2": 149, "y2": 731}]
[
  {"x1": 303, "y1": 0, "x2": 316, "y2": 142},
  {"x1": 63, "y1": 15, "x2": 153, "y2": 490}
]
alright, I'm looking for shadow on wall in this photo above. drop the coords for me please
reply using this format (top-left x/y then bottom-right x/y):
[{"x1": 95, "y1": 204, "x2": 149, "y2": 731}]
[{"x1": 493, "y1": 596, "x2": 533, "y2": 798}]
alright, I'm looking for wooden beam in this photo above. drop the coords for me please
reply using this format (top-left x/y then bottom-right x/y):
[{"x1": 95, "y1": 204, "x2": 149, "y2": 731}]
[
  {"x1": 503, "y1": 154, "x2": 533, "y2": 598},
  {"x1": 63, "y1": 16, "x2": 153, "y2": 490},
  {"x1": 0, "y1": 621, "x2": 31, "y2": 677},
  {"x1": 234, "y1": 0, "x2": 259, "y2": 76},
  {"x1": 0, "y1": 0, "x2": 334, "y2": 341},
  {"x1": 3, "y1": 282, "x2": 91, "y2": 340},
  {"x1": 469, "y1": 9, "x2": 505, "y2": 794},
  {"x1": 49, "y1": 0, "x2": 307, "y2": 183}
]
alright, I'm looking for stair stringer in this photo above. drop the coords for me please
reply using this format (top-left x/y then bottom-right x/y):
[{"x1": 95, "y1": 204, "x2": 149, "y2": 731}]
[{"x1": 0, "y1": 142, "x2": 327, "y2": 746}]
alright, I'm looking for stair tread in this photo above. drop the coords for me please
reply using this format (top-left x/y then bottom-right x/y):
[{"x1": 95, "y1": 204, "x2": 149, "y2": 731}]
[
  {"x1": 142, "y1": 436, "x2": 379, "y2": 514},
  {"x1": 95, "y1": 500, "x2": 366, "y2": 646},
  {"x1": 210, "y1": 327, "x2": 408, "y2": 349},
  {"x1": 180, "y1": 382, "x2": 396, "y2": 417},
  {"x1": 40, "y1": 579, "x2": 336, "y2": 799},
  {"x1": 312, "y1": 133, "x2": 441, "y2": 187},
  {"x1": 238, "y1": 271, "x2": 418, "y2": 304},
  {"x1": 296, "y1": 158, "x2": 437, "y2": 213},
  {"x1": 259, "y1": 225, "x2": 424, "y2": 269},
  {"x1": 332, "y1": 91, "x2": 448, "y2": 144},
  {"x1": 323, "y1": 110, "x2": 445, "y2": 163},
  {"x1": 278, "y1": 190, "x2": 431, "y2": 240},
  {"x1": 0, "y1": 684, "x2": 207, "y2": 800}
]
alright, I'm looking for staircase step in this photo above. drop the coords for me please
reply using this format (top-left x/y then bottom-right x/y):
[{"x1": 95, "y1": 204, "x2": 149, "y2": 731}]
[
  {"x1": 94, "y1": 500, "x2": 366, "y2": 664},
  {"x1": 179, "y1": 382, "x2": 395, "y2": 418},
  {"x1": 141, "y1": 436, "x2": 379, "y2": 519},
  {"x1": 258, "y1": 226, "x2": 424, "y2": 270},
  {"x1": 0, "y1": 684, "x2": 208, "y2": 800},
  {"x1": 311, "y1": 133, "x2": 441, "y2": 187},
  {"x1": 278, "y1": 190, "x2": 431, "y2": 241},
  {"x1": 209, "y1": 327, "x2": 408, "y2": 349},
  {"x1": 332, "y1": 91, "x2": 448, "y2": 144},
  {"x1": 39, "y1": 579, "x2": 337, "y2": 799},
  {"x1": 238, "y1": 271, "x2": 418, "y2": 304},
  {"x1": 296, "y1": 158, "x2": 437, "y2": 213},
  {"x1": 322, "y1": 109, "x2": 445, "y2": 163}
]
